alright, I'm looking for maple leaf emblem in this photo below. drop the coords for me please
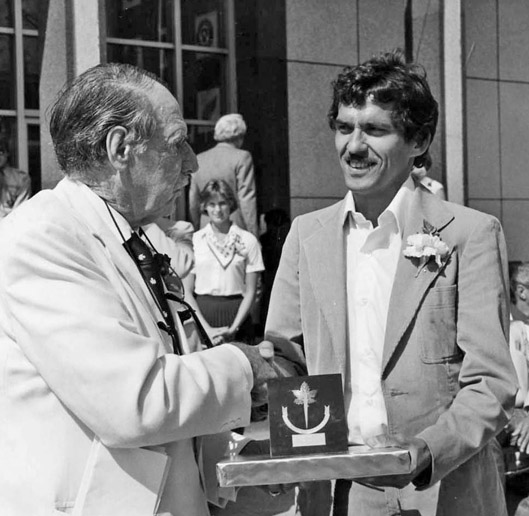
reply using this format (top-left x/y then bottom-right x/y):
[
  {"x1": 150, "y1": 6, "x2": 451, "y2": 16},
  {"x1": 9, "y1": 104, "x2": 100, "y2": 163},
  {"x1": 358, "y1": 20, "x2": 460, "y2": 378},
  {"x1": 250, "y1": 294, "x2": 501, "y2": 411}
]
[{"x1": 292, "y1": 382, "x2": 317, "y2": 428}]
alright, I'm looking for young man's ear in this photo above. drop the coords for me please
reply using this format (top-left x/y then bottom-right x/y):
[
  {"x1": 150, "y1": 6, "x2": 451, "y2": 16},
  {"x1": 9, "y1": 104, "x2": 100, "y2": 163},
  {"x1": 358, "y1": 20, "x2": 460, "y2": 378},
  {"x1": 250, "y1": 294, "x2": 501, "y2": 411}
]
[
  {"x1": 517, "y1": 283, "x2": 527, "y2": 301},
  {"x1": 413, "y1": 131, "x2": 432, "y2": 157},
  {"x1": 106, "y1": 126, "x2": 132, "y2": 171}
]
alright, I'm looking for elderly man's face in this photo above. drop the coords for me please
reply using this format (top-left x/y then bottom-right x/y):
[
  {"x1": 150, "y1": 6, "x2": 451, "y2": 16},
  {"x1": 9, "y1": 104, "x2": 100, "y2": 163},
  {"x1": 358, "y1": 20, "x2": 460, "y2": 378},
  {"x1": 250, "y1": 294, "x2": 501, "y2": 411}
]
[{"x1": 127, "y1": 82, "x2": 197, "y2": 226}]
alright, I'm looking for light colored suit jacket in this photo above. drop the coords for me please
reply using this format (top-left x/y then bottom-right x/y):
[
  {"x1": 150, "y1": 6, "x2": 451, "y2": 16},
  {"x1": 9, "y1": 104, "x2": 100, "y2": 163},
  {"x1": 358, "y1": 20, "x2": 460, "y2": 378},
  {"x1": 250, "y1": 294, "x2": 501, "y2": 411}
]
[
  {"x1": 0, "y1": 178, "x2": 253, "y2": 516},
  {"x1": 189, "y1": 142, "x2": 258, "y2": 236},
  {"x1": 265, "y1": 184, "x2": 517, "y2": 515}
]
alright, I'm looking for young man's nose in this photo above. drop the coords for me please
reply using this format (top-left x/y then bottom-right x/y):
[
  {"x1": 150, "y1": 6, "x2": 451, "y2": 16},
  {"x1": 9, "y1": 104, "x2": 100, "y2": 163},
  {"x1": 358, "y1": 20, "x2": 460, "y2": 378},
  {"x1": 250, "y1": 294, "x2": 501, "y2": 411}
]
[{"x1": 346, "y1": 130, "x2": 367, "y2": 154}]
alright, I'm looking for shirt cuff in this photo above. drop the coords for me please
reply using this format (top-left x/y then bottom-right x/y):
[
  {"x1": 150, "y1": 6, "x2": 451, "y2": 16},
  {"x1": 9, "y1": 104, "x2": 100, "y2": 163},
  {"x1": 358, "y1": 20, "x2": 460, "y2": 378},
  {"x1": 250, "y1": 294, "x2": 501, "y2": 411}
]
[{"x1": 412, "y1": 439, "x2": 434, "y2": 489}]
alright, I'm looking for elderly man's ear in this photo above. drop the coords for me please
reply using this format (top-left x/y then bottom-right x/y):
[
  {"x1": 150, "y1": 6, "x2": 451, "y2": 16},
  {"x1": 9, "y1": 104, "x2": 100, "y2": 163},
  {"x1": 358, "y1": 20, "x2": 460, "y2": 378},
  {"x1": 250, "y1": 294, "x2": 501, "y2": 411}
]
[{"x1": 106, "y1": 126, "x2": 133, "y2": 171}]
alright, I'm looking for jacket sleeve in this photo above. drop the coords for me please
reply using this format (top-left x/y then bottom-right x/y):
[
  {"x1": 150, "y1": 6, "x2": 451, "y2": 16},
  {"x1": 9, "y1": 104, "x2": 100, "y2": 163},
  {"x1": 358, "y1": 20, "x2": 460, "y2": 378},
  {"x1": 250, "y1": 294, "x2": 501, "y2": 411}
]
[
  {"x1": 236, "y1": 152, "x2": 258, "y2": 237},
  {"x1": 416, "y1": 216, "x2": 517, "y2": 485},
  {"x1": 0, "y1": 217, "x2": 253, "y2": 449},
  {"x1": 264, "y1": 217, "x2": 308, "y2": 376}
]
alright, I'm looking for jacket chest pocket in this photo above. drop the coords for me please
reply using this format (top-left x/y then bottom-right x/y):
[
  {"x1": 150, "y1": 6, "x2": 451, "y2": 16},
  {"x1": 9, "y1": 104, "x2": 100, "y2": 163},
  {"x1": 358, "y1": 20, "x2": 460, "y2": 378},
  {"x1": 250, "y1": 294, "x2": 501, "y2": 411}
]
[{"x1": 418, "y1": 285, "x2": 461, "y2": 363}]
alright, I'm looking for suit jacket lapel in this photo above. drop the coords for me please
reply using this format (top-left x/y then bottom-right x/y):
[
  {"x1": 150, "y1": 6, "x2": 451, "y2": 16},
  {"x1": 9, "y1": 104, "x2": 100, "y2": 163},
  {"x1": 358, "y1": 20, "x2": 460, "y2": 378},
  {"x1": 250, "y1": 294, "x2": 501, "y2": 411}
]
[
  {"x1": 304, "y1": 201, "x2": 348, "y2": 375},
  {"x1": 53, "y1": 179, "x2": 161, "y2": 322},
  {"x1": 382, "y1": 187, "x2": 455, "y2": 376}
]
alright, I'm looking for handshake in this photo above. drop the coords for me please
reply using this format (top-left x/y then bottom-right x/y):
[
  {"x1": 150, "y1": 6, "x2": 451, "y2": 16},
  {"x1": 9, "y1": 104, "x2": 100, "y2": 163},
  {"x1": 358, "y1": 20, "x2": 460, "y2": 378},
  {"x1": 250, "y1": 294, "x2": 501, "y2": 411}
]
[{"x1": 230, "y1": 341, "x2": 281, "y2": 409}]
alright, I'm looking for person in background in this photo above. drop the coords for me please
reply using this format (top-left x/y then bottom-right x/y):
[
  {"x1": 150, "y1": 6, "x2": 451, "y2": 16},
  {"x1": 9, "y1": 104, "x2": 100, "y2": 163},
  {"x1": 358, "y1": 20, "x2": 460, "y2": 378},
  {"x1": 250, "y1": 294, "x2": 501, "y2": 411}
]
[
  {"x1": 0, "y1": 63, "x2": 276, "y2": 516},
  {"x1": 510, "y1": 262, "x2": 529, "y2": 337},
  {"x1": 500, "y1": 262, "x2": 529, "y2": 494},
  {"x1": 156, "y1": 217, "x2": 195, "y2": 249},
  {"x1": 264, "y1": 50, "x2": 516, "y2": 515},
  {"x1": 144, "y1": 220, "x2": 194, "y2": 279},
  {"x1": 509, "y1": 320, "x2": 529, "y2": 410},
  {"x1": 190, "y1": 179, "x2": 264, "y2": 345},
  {"x1": 410, "y1": 152, "x2": 445, "y2": 200},
  {"x1": 189, "y1": 113, "x2": 258, "y2": 236},
  {"x1": 505, "y1": 319, "x2": 529, "y2": 516},
  {"x1": 259, "y1": 208, "x2": 291, "y2": 329},
  {"x1": 0, "y1": 138, "x2": 31, "y2": 218}
]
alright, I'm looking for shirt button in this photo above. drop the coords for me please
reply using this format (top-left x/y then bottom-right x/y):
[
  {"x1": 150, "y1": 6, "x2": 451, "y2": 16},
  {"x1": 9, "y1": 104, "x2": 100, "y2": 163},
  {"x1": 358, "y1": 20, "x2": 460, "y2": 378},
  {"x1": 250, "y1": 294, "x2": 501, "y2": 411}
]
[{"x1": 358, "y1": 298, "x2": 368, "y2": 306}]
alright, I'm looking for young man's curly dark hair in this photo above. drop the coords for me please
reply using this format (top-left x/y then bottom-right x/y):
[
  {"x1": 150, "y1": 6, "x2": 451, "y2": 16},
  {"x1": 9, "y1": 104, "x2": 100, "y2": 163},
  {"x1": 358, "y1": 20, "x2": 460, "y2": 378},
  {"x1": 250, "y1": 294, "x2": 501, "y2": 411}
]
[{"x1": 327, "y1": 50, "x2": 438, "y2": 168}]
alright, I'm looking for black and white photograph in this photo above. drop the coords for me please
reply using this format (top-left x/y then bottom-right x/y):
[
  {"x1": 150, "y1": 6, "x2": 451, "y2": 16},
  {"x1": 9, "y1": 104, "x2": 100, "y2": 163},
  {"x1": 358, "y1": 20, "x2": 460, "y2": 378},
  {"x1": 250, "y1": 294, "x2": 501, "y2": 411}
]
[{"x1": 1, "y1": 1, "x2": 528, "y2": 515}]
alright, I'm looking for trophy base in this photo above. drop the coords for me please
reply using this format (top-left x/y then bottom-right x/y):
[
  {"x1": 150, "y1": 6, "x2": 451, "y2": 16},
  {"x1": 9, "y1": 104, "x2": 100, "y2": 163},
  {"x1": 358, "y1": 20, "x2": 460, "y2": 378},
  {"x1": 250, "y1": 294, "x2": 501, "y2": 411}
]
[{"x1": 217, "y1": 445, "x2": 411, "y2": 488}]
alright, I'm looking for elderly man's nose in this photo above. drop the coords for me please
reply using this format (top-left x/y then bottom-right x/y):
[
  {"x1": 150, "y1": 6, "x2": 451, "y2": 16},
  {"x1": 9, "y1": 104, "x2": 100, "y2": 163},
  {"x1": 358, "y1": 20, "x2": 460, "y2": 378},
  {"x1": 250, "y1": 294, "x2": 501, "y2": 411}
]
[{"x1": 183, "y1": 142, "x2": 198, "y2": 174}]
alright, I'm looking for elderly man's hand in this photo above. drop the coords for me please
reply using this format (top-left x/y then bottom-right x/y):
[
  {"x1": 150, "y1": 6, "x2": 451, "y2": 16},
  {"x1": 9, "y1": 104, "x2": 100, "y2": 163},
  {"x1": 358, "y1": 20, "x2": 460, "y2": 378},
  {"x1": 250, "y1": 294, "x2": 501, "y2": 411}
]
[
  {"x1": 355, "y1": 433, "x2": 432, "y2": 489},
  {"x1": 230, "y1": 342, "x2": 278, "y2": 407}
]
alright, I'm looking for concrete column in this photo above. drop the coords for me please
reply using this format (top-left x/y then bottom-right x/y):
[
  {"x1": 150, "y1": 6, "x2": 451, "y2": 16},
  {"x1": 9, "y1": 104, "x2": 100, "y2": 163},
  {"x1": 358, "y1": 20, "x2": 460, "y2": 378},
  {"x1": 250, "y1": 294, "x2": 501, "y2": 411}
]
[
  {"x1": 39, "y1": 0, "x2": 69, "y2": 189},
  {"x1": 443, "y1": 0, "x2": 465, "y2": 204},
  {"x1": 70, "y1": 0, "x2": 103, "y2": 76},
  {"x1": 39, "y1": 0, "x2": 103, "y2": 189}
]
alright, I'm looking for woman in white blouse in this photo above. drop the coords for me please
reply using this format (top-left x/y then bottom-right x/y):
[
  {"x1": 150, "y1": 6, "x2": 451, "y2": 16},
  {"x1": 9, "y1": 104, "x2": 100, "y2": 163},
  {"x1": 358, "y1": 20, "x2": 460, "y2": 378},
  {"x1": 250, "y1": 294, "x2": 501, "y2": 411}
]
[{"x1": 190, "y1": 179, "x2": 264, "y2": 345}]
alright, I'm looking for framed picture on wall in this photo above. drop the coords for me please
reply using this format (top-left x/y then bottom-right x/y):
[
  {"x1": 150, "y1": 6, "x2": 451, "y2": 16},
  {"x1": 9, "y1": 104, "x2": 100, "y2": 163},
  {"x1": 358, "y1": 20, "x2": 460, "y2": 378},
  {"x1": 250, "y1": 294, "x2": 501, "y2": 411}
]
[{"x1": 195, "y1": 10, "x2": 218, "y2": 47}]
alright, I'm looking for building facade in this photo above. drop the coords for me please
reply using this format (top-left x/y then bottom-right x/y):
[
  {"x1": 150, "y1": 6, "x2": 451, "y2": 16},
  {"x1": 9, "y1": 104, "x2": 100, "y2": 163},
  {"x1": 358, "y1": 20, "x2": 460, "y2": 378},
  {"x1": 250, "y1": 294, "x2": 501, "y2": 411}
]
[{"x1": 2, "y1": 0, "x2": 529, "y2": 259}]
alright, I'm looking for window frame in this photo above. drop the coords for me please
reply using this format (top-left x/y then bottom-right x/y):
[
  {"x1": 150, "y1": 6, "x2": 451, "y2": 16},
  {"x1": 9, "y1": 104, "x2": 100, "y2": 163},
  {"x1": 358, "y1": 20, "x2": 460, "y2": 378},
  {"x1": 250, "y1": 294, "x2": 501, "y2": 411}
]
[
  {"x1": 0, "y1": 0, "x2": 40, "y2": 173},
  {"x1": 105, "y1": 0, "x2": 237, "y2": 138}
]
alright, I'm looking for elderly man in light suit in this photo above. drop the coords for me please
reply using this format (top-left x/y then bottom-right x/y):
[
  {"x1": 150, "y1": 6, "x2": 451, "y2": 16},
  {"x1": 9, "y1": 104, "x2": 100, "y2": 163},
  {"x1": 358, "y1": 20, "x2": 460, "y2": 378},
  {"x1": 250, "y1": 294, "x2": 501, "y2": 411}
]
[
  {"x1": 264, "y1": 51, "x2": 517, "y2": 516},
  {"x1": 0, "y1": 63, "x2": 276, "y2": 516},
  {"x1": 189, "y1": 113, "x2": 258, "y2": 236}
]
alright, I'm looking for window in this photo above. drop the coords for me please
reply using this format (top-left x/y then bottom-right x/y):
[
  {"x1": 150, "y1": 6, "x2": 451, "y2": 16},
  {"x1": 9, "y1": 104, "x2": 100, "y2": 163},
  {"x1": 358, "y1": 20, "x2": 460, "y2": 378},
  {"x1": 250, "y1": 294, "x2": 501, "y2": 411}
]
[
  {"x1": 0, "y1": 0, "x2": 41, "y2": 192},
  {"x1": 105, "y1": 0, "x2": 236, "y2": 155}
]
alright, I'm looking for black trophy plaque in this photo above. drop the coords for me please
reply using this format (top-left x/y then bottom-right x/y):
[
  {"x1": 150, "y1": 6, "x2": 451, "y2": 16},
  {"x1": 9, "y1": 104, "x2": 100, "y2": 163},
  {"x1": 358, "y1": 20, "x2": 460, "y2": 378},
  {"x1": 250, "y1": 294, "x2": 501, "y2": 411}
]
[{"x1": 267, "y1": 374, "x2": 348, "y2": 457}]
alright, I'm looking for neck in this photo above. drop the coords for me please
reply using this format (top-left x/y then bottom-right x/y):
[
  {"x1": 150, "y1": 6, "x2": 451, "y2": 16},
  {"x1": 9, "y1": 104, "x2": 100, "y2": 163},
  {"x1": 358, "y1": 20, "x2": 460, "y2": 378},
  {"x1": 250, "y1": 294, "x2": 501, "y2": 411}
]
[
  {"x1": 219, "y1": 139, "x2": 240, "y2": 149},
  {"x1": 515, "y1": 301, "x2": 529, "y2": 319},
  {"x1": 353, "y1": 188, "x2": 399, "y2": 226},
  {"x1": 88, "y1": 182, "x2": 146, "y2": 229},
  {"x1": 211, "y1": 220, "x2": 232, "y2": 234}
]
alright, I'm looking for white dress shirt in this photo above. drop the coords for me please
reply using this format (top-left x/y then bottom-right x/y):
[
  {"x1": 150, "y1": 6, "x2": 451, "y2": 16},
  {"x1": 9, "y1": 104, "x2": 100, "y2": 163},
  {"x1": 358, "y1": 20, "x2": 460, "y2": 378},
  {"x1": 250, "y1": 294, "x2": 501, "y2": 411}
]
[{"x1": 344, "y1": 176, "x2": 414, "y2": 444}]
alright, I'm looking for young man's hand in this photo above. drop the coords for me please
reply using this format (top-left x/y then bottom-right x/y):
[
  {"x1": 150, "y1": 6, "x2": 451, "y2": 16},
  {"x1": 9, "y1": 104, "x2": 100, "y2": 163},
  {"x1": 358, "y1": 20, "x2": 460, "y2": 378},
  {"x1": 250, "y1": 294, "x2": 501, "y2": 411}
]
[{"x1": 357, "y1": 433, "x2": 432, "y2": 489}]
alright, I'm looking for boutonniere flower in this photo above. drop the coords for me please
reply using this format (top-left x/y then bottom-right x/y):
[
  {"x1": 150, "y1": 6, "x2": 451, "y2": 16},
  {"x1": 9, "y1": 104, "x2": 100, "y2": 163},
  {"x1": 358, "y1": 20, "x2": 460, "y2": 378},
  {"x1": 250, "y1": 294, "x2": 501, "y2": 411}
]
[{"x1": 403, "y1": 220, "x2": 450, "y2": 277}]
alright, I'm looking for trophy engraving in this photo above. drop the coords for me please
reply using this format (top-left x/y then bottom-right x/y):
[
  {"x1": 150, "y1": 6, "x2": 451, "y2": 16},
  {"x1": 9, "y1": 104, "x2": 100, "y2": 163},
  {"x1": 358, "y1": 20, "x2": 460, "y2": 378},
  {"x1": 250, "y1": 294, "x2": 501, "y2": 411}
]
[{"x1": 282, "y1": 382, "x2": 331, "y2": 447}]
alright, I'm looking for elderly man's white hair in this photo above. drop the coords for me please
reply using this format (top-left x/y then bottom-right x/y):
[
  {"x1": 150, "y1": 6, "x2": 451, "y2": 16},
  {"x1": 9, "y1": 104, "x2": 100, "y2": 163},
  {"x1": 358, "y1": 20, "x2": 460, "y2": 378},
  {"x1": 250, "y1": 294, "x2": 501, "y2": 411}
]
[{"x1": 214, "y1": 113, "x2": 247, "y2": 142}]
